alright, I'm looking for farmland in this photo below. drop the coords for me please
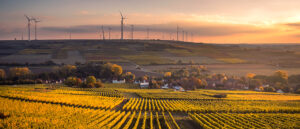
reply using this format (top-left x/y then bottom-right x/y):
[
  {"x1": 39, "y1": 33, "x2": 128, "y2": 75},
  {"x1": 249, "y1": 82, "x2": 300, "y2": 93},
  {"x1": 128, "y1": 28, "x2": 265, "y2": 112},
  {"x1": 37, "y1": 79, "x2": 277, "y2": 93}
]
[
  {"x1": 1, "y1": 40, "x2": 300, "y2": 77},
  {"x1": 0, "y1": 84, "x2": 299, "y2": 128}
]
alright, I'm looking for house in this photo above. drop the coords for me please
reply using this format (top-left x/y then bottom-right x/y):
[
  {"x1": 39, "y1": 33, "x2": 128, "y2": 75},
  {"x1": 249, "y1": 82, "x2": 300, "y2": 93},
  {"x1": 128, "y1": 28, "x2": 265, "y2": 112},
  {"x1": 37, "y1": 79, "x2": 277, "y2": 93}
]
[
  {"x1": 173, "y1": 86, "x2": 185, "y2": 92},
  {"x1": 140, "y1": 80, "x2": 149, "y2": 88},
  {"x1": 276, "y1": 89, "x2": 285, "y2": 93},
  {"x1": 262, "y1": 84, "x2": 269, "y2": 88},
  {"x1": 161, "y1": 84, "x2": 169, "y2": 89},
  {"x1": 112, "y1": 79, "x2": 126, "y2": 84},
  {"x1": 254, "y1": 87, "x2": 263, "y2": 91}
]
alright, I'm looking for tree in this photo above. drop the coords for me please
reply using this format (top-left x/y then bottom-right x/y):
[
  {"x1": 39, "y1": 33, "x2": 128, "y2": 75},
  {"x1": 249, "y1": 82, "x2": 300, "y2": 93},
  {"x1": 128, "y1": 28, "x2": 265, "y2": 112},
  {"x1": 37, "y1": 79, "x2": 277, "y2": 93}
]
[
  {"x1": 9, "y1": 67, "x2": 31, "y2": 78},
  {"x1": 180, "y1": 77, "x2": 198, "y2": 90},
  {"x1": 124, "y1": 72, "x2": 135, "y2": 83},
  {"x1": 249, "y1": 79, "x2": 262, "y2": 90},
  {"x1": 164, "y1": 72, "x2": 172, "y2": 78},
  {"x1": 246, "y1": 73, "x2": 256, "y2": 89},
  {"x1": 86, "y1": 76, "x2": 96, "y2": 84},
  {"x1": 273, "y1": 70, "x2": 288, "y2": 84},
  {"x1": 149, "y1": 80, "x2": 160, "y2": 89},
  {"x1": 264, "y1": 86, "x2": 275, "y2": 92},
  {"x1": 95, "y1": 81, "x2": 103, "y2": 88},
  {"x1": 0, "y1": 69, "x2": 5, "y2": 79},
  {"x1": 65, "y1": 77, "x2": 79, "y2": 86},
  {"x1": 246, "y1": 73, "x2": 256, "y2": 79},
  {"x1": 86, "y1": 83, "x2": 95, "y2": 88},
  {"x1": 190, "y1": 77, "x2": 203, "y2": 89},
  {"x1": 289, "y1": 75, "x2": 300, "y2": 84},
  {"x1": 76, "y1": 78, "x2": 82, "y2": 86},
  {"x1": 111, "y1": 64, "x2": 123, "y2": 77},
  {"x1": 59, "y1": 65, "x2": 77, "y2": 77}
]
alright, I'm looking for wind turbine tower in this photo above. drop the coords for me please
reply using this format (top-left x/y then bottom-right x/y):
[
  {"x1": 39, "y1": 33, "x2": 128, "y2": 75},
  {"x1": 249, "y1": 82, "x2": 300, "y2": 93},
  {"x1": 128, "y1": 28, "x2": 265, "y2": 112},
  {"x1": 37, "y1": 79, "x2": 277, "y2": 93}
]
[
  {"x1": 32, "y1": 18, "x2": 41, "y2": 40},
  {"x1": 120, "y1": 11, "x2": 127, "y2": 40},
  {"x1": 176, "y1": 25, "x2": 179, "y2": 41},
  {"x1": 131, "y1": 25, "x2": 134, "y2": 40},
  {"x1": 147, "y1": 28, "x2": 150, "y2": 40},
  {"x1": 24, "y1": 15, "x2": 32, "y2": 41},
  {"x1": 102, "y1": 25, "x2": 105, "y2": 40},
  {"x1": 186, "y1": 32, "x2": 188, "y2": 42},
  {"x1": 108, "y1": 27, "x2": 112, "y2": 40},
  {"x1": 182, "y1": 30, "x2": 185, "y2": 41}
]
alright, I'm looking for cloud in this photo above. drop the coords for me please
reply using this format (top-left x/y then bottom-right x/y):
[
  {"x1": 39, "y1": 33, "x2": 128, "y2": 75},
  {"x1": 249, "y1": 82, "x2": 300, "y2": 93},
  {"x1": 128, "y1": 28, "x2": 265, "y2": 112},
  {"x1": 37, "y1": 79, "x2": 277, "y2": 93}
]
[
  {"x1": 40, "y1": 21, "x2": 272, "y2": 37},
  {"x1": 284, "y1": 22, "x2": 300, "y2": 28}
]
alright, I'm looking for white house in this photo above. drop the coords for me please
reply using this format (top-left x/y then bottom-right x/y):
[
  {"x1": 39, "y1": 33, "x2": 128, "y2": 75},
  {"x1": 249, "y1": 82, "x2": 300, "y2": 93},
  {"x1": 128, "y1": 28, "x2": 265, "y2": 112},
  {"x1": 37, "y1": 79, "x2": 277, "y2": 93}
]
[
  {"x1": 139, "y1": 80, "x2": 149, "y2": 88},
  {"x1": 254, "y1": 87, "x2": 261, "y2": 91},
  {"x1": 276, "y1": 89, "x2": 285, "y2": 93},
  {"x1": 112, "y1": 79, "x2": 126, "y2": 84},
  {"x1": 262, "y1": 84, "x2": 269, "y2": 88},
  {"x1": 173, "y1": 86, "x2": 185, "y2": 92},
  {"x1": 161, "y1": 84, "x2": 169, "y2": 89}
]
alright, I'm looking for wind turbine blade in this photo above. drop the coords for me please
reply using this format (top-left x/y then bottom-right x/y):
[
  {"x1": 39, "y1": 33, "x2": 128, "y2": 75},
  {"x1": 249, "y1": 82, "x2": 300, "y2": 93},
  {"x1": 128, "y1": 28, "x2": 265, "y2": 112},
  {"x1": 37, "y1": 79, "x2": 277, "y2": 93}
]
[
  {"x1": 119, "y1": 11, "x2": 123, "y2": 18},
  {"x1": 24, "y1": 15, "x2": 30, "y2": 20}
]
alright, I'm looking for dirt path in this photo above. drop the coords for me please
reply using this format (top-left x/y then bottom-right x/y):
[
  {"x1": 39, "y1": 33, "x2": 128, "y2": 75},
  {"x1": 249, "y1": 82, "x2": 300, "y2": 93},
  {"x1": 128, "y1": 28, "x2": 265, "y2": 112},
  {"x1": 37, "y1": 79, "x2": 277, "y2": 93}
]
[{"x1": 122, "y1": 92, "x2": 141, "y2": 98}]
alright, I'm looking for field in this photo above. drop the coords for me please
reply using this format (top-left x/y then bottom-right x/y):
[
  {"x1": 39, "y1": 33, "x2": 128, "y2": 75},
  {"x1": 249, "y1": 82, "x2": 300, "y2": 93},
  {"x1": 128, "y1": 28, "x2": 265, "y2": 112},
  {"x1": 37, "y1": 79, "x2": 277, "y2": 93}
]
[
  {"x1": 1, "y1": 40, "x2": 300, "y2": 77},
  {"x1": 0, "y1": 84, "x2": 299, "y2": 128}
]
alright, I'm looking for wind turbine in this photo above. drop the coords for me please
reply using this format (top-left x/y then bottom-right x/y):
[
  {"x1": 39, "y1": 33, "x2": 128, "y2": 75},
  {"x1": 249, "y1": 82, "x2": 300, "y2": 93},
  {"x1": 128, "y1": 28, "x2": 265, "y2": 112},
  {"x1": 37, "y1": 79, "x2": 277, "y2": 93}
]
[
  {"x1": 108, "y1": 27, "x2": 112, "y2": 40},
  {"x1": 146, "y1": 28, "x2": 150, "y2": 40},
  {"x1": 24, "y1": 15, "x2": 32, "y2": 41},
  {"x1": 176, "y1": 25, "x2": 179, "y2": 41},
  {"x1": 101, "y1": 25, "x2": 105, "y2": 40},
  {"x1": 32, "y1": 18, "x2": 41, "y2": 40},
  {"x1": 186, "y1": 32, "x2": 188, "y2": 42},
  {"x1": 182, "y1": 30, "x2": 185, "y2": 41},
  {"x1": 131, "y1": 25, "x2": 134, "y2": 40},
  {"x1": 120, "y1": 11, "x2": 127, "y2": 40}
]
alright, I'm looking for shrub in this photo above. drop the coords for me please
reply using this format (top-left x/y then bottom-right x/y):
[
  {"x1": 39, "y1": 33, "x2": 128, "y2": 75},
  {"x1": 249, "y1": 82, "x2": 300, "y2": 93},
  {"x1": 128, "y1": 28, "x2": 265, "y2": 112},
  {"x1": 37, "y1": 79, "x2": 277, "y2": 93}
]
[
  {"x1": 264, "y1": 86, "x2": 276, "y2": 92},
  {"x1": 64, "y1": 77, "x2": 77, "y2": 86},
  {"x1": 95, "y1": 81, "x2": 103, "y2": 88},
  {"x1": 213, "y1": 94, "x2": 227, "y2": 98},
  {"x1": 86, "y1": 83, "x2": 95, "y2": 88}
]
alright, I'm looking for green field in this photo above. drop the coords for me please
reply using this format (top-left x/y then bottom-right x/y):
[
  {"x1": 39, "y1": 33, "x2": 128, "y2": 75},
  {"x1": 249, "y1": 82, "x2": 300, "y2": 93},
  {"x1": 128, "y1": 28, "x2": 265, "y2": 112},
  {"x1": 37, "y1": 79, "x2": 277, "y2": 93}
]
[{"x1": 0, "y1": 84, "x2": 299, "y2": 128}]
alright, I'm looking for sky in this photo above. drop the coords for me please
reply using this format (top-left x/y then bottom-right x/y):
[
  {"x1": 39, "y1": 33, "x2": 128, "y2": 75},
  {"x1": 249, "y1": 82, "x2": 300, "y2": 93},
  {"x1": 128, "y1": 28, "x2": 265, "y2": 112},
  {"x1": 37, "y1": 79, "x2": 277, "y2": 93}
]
[{"x1": 0, "y1": 0, "x2": 300, "y2": 43}]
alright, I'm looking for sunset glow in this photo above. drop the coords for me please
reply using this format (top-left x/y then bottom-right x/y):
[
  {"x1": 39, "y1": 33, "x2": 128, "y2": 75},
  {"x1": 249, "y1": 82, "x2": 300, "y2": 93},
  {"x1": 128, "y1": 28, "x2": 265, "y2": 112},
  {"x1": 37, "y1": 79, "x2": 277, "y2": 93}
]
[{"x1": 1, "y1": 0, "x2": 300, "y2": 43}]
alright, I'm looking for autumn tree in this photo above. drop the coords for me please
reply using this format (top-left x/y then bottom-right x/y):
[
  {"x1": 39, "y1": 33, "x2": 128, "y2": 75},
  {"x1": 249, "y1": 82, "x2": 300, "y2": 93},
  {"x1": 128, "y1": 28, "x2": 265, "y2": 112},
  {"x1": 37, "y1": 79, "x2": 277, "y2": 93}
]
[
  {"x1": 86, "y1": 76, "x2": 96, "y2": 84},
  {"x1": 0, "y1": 69, "x2": 5, "y2": 79},
  {"x1": 111, "y1": 64, "x2": 123, "y2": 77},
  {"x1": 264, "y1": 86, "x2": 276, "y2": 92},
  {"x1": 94, "y1": 81, "x2": 103, "y2": 88},
  {"x1": 267, "y1": 70, "x2": 288, "y2": 90},
  {"x1": 124, "y1": 72, "x2": 135, "y2": 83},
  {"x1": 289, "y1": 75, "x2": 300, "y2": 84},
  {"x1": 102, "y1": 63, "x2": 123, "y2": 79},
  {"x1": 164, "y1": 72, "x2": 172, "y2": 78},
  {"x1": 172, "y1": 69, "x2": 189, "y2": 78},
  {"x1": 180, "y1": 77, "x2": 195, "y2": 90},
  {"x1": 149, "y1": 80, "x2": 160, "y2": 89},
  {"x1": 191, "y1": 77, "x2": 204, "y2": 89},
  {"x1": 65, "y1": 77, "x2": 81, "y2": 86},
  {"x1": 55, "y1": 65, "x2": 77, "y2": 78},
  {"x1": 246, "y1": 73, "x2": 256, "y2": 79},
  {"x1": 9, "y1": 67, "x2": 31, "y2": 79}
]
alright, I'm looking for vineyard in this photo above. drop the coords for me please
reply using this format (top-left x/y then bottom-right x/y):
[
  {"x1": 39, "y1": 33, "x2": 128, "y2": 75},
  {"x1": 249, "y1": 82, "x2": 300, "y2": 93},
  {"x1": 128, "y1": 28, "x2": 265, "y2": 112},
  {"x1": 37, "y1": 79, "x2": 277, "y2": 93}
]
[
  {"x1": 189, "y1": 113, "x2": 300, "y2": 129},
  {"x1": 0, "y1": 84, "x2": 299, "y2": 128}
]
